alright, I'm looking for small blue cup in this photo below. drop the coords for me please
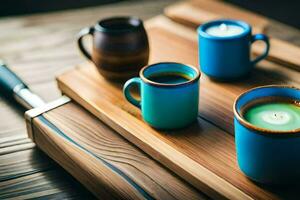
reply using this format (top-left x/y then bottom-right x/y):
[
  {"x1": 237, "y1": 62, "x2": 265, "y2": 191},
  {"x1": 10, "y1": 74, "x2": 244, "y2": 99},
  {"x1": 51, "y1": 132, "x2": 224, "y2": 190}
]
[
  {"x1": 234, "y1": 85, "x2": 300, "y2": 184},
  {"x1": 123, "y1": 62, "x2": 200, "y2": 129},
  {"x1": 198, "y1": 19, "x2": 270, "y2": 80}
]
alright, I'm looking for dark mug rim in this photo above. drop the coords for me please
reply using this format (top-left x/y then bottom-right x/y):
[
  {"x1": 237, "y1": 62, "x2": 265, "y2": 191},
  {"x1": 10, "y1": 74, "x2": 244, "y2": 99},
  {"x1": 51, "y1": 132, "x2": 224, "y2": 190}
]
[
  {"x1": 95, "y1": 16, "x2": 143, "y2": 33},
  {"x1": 233, "y1": 85, "x2": 300, "y2": 136},
  {"x1": 139, "y1": 62, "x2": 201, "y2": 87},
  {"x1": 198, "y1": 19, "x2": 251, "y2": 40}
]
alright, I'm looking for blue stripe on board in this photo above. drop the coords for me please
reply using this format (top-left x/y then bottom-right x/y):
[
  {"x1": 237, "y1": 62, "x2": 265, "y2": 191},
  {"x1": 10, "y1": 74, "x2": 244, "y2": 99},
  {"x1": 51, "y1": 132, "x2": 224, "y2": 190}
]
[{"x1": 38, "y1": 115, "x2": 153, "y2": 200}]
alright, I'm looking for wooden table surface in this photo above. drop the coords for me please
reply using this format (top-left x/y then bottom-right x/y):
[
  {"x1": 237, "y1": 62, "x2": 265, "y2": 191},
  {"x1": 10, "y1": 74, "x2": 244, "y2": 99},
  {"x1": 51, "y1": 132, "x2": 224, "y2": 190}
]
[{"x1": 0, "y1": 0, "x2": 299, "y2": 199}]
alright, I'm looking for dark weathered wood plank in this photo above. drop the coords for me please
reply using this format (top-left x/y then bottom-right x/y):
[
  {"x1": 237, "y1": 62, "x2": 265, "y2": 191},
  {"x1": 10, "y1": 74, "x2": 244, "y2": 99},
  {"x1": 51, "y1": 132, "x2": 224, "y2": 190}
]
[
  {"x1": 0, "y1": 140, "x2": 96, "y2": 199},
  {"x1": 0, "y1": 98, "x2": 26, "y2": 139},
  {"x1": 0, "y1": 142, "x2": 35, "y2": 156},
  {"x1": 0, "y1": 148, "x2": 53, "y2": 181},
  {"x1": 0, "y1": 170, "x2": 96, "y2": 199}
]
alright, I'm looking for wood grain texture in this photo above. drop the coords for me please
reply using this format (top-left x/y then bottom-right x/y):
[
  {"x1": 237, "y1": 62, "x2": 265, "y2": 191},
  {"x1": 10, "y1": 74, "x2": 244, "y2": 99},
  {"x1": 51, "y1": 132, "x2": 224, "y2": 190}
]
[
  {"x1": 165, "y1": 0, "x2": 269, "y2": 33},
  {"x1": 0, "y1": 128, "x2": 97, "y2": 199},
  {"x1": 32, "y1": 117, "x2": 145, "y2": 200},
  {"x1": 0, "y1": 1, "x2": 177, "y2": 198},
  {"x1": 147, "y1": 16, "x2": 300, "y2": 134},
  {"x1": 57, "y1": 20, "x2": 300, "y2": 199},
  {"x1": 164, "y1": 0, "x2": 300, "y2": 71},
  {"x1": 0, "y1": 170, "x2": 95, "y2": 200},
  {"x1": 0, "y1": 148, "x2": 52, "y2": 181},
  {"x1": 0, "y1": 0, "x2": 299, "y2": 198},
  {"x1": 0, "y1": 146, "x2": 96, "y2": 199},
  {"x1": 28, "y1": 102, "x2": 206, "y2": 199},
  {"x1": 0, "y1": 140, "x2": 35, "y2": 156},
  {"x1": 254, "y1": 38, "x2": 300, "y2": 71}
]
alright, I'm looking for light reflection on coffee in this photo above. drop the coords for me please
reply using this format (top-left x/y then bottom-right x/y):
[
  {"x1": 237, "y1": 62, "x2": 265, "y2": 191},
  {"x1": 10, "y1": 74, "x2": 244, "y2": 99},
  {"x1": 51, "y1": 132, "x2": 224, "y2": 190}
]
[{"x1": 241, "y1": 97, "x2": 300, "y2": 131}]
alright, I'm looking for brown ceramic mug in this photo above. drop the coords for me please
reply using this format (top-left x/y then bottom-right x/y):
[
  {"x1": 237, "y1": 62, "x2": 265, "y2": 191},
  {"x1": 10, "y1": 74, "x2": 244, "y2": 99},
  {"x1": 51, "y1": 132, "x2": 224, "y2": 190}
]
[{"x1": 77, "y1": 16, "x2": 149, "y2": 80}]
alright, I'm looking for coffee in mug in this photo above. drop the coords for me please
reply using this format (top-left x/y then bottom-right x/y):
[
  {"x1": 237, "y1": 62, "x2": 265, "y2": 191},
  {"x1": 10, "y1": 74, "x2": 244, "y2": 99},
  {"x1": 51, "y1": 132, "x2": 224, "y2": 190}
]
[
  {"x1": 147, "y1": 72, "x2": 192, "y2": 84},
  {"x1": 123, "y1": 62, "x2": 200, "y2": 129}
]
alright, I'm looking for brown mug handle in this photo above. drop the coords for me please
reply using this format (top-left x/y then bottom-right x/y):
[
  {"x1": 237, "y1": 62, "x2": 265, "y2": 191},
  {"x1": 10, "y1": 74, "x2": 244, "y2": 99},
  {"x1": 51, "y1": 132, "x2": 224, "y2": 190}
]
[{"x1": 77, "y1": 27, "x2": 94, "y2": 61}]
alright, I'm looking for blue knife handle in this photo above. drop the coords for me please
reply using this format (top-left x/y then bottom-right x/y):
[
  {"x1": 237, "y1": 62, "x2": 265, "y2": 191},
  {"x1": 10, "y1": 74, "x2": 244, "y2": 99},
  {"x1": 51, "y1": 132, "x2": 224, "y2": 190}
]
[{"x1": 0, "y1": 62, "x2": 27, "y2": 99}]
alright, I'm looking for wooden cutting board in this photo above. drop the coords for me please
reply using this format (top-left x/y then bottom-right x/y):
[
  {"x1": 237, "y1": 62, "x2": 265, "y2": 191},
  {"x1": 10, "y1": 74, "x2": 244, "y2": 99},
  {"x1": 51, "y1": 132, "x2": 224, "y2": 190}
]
[
  {"x1": 164, "y1": 0, "x2": 300, "y2": 71},
  {"x1": 26, "y1": 98, "x2": 206, "y2": 200},
  {"x1": 165, "y1": 0, "x2": 269, "y2": 33},
  {"x1": 56, "y1": 17, "x2": 300, "y2": 200}
]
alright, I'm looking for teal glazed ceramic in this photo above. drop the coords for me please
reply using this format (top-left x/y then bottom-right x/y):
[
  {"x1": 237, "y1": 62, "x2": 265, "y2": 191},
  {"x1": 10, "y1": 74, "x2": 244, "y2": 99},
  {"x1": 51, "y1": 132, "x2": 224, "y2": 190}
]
[
  {"x1": 123, "y1": 62, "x2": 200, "y2": 129},
  {"x1": 234, "y1": 85, "x2": 300, "y2": 184},
  {"x1": 198, "y1": 19, "x2": 270, "y2": 81}
]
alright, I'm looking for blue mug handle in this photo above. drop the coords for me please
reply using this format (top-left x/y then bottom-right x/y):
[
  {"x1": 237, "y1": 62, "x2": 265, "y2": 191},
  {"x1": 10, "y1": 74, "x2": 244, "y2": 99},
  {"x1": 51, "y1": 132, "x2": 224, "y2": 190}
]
[
  {"x1": 251, "y1": 34, "x2": 270, "y2": 65},
  {"x1": 123, "y1": 77, "x2": 141, "y2": 108}
]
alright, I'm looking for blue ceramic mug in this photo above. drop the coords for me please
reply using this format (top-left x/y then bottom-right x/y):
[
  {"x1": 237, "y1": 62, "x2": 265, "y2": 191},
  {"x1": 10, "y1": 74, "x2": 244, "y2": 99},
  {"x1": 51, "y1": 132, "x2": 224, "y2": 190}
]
[
  {"x1": 198, "y1": 19, "x2": 270, "y2": 80},
  {"x1": 123, "y1": 62, "x2": 200, "y2": 129},
  {"x1": 234, "y1": 85, "x2": 300, "y2": 184}
]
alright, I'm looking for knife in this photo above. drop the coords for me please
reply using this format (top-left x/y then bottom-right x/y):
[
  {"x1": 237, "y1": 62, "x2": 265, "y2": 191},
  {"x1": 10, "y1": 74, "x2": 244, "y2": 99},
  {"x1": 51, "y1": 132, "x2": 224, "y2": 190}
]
[
  {"x1": 0, "y1": 61, "x2": 45, "y2": 109},
  {"x1": 0, "y1": 60, "x2": 153, "y2": 199}
]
